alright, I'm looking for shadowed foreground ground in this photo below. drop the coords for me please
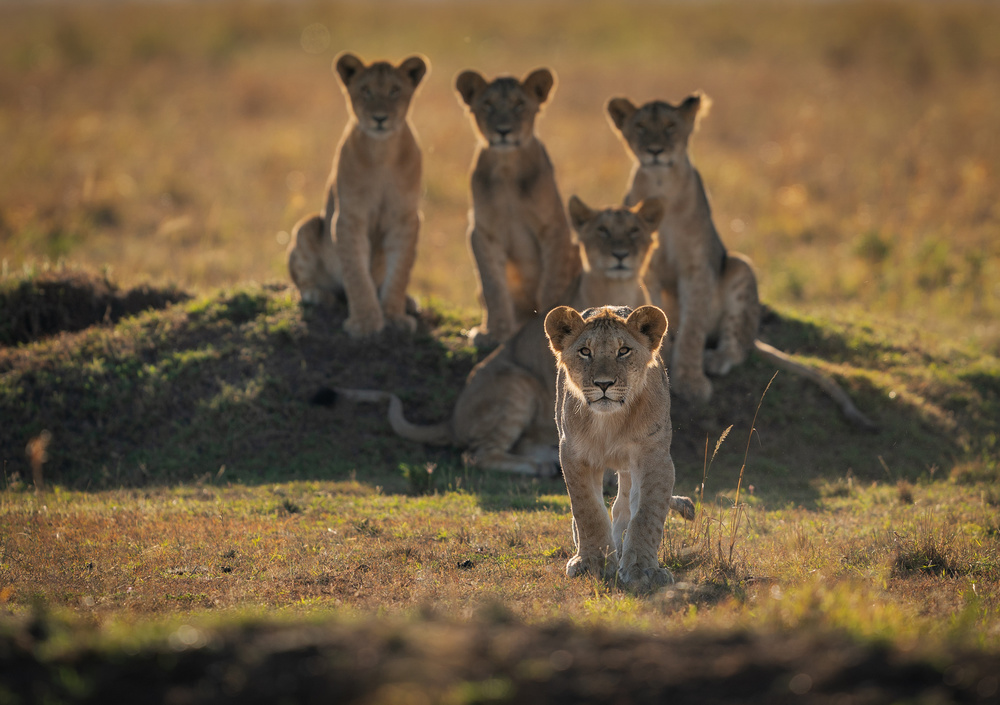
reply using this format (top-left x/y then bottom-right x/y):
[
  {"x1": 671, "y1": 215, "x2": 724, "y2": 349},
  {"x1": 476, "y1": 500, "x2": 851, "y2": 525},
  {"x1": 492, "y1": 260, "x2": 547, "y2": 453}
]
[{"x1": 4, "y1": 614, "x2": 997, "y2": 704}]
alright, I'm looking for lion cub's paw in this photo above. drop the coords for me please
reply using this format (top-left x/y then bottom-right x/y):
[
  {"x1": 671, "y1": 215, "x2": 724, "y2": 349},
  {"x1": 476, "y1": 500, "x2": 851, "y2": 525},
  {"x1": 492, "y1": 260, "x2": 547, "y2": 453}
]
[
  {"x1": 343, "y1": 315, "x2": 385, "y2": 339},
  {"x1": 467, "y1": 326, "x2": 497, "y2": 350},
  {"x1": 386, "y1": 313, "x2": 418, "y2": 334},
  {"x1": 673, "y1": 371, "x2": 713, "y2": 404},
  {"x1": 703, "y1": 349, "x2": 738, "y2": 377},
  {"x1": 566, "y1": 553, "x2": 618, "y2": 581},
  {"x1": 617, "y1": 563, "x2": 675, "y2": 594}
]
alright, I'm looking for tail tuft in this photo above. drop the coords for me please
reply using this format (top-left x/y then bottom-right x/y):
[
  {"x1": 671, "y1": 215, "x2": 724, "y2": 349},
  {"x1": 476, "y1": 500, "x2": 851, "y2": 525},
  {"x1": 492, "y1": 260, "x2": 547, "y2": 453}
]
[
  {"x1": 670, "y1": 495, "x2": 696, "y2": 521},
  {"x1": 310, "y1": 387, "x2": 338, "y2": 406}
]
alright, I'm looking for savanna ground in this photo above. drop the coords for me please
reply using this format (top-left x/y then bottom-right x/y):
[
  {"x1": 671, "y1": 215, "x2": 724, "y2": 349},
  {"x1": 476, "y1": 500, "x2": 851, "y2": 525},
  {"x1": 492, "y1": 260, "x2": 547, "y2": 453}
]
[{"x1": 1, "y1": 1, "x2": 999, "y2": 702}]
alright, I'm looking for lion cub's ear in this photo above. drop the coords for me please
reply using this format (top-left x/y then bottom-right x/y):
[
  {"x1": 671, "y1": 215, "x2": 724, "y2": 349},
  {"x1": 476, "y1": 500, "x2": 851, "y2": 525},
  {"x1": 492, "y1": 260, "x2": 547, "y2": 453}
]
[
  {"x1": 335, "y1": 52, "x2": 366, "y2": 87},
  {"x1": 398, "y1": 55, "x2": 428, "y2": 88},
  {"x1": 567, "y1": 195, "x2": 595, "y2": 232},
  {"x1": 522, "y1": 68, "x2": 555, "y2": 104},
  {"x1": 625, "y1": 305, "x2": 668, "y2": 353},
  {"x1": 544, "y1": 306, "x2": 586, "y2": 357},
  {"x1": 678, "y1": 92, "x2": 711, "y2": 130},
  {"x1": 455, "y1": 70, "x2": 488, "y2": 106},
  {"x1": 607, "y1": 98, "x2": 637, "y2": 131},
  {"x1": 633, "y1": 198, "x2": 665, "y2": 232}
]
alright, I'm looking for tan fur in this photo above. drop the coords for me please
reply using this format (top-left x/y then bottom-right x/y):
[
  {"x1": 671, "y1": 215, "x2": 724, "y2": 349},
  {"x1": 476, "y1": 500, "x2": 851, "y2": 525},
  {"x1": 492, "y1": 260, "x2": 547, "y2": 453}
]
[
  {"x1": 608, "y1": 95, "x2": 876, "y2": 430},
  {"x1": 337, "y1": 200, "x2": 662, "y2": 476},
  {"x1": 545, "y1": 305, "x2": 695, "y2": 593},
  {"x1": 287, "y1": 52, "x2": 428, "y2": 338},
  {"x1": 456, "y1": 68, "x2": 581, "y2": 348}
]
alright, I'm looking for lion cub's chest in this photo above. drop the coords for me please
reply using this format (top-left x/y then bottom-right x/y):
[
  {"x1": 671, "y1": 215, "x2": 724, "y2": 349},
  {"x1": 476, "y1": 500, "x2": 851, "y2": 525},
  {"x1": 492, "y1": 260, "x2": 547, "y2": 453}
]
[{"x1": 472, "y1": 153, "x2": 551, "y2": 252}]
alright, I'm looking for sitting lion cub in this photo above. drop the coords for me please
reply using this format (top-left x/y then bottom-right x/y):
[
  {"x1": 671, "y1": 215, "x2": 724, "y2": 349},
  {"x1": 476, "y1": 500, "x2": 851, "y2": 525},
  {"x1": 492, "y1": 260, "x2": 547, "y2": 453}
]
[
  {"x1": 456, "y1": 67, "x2": 581, "y2": 348},
  {"x1": 287, "y1": 52, "x2": 427, "y2": 338},
  {"x1": 328, "y1": 198, "x2": 663, "y2": 476},
  {"x1": 608, "y1": 93, "x2": 875, "y2": 430},
  {"x1": 545, "y1": 304, "x2": 695, "y2": 593}
]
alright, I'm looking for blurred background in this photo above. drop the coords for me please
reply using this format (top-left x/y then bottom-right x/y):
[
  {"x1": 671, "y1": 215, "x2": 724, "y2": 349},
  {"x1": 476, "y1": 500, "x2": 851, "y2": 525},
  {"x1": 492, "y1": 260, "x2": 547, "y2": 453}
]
[{"x1": 1, "y1": 0, "x2": 997, "y2": 348}]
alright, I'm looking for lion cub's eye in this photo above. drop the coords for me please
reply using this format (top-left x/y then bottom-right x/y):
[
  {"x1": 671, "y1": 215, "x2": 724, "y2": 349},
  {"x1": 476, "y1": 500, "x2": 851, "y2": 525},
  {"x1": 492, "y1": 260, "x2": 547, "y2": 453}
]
[
  {"x1": 628, "y1": 227, "x2": 640, "y2": 239},
  {"x1": 389, "y1": 86, "x2": 401, "y2": 98},
  {"x1": 618, "y1": 346, "x2": 631, "y2": 357},
  {"x1": 513, "y1": 101, "x2": 525, "y2": 114},
  {"x1": 578, "y1": 347, "x2": 592, "y2": 358},
  {"x1": 597, "y1": 226, "x2": 611, "y2": 239},
  {"x1": 484, "y1": 101, "x2": 495, "y2": 114}
]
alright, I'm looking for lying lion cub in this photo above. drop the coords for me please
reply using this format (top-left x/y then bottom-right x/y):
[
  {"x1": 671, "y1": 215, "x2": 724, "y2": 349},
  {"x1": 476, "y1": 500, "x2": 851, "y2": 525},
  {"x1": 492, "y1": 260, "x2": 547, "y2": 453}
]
[
  {"x1": 287, "y1": 52, "x2": 427, "y2": 338},
  {"x1": 456, "y1": 67, "x2": 581, "y2": 348},
  {"x1": 328, "y1": 198, "x2": 663, "y2": 476},
  {"x1": 608, "y1": 93, "x2": 875, "y2": 430},
  {"x1": 545, "y1": 304, "x2": 695, "y2": 593}
]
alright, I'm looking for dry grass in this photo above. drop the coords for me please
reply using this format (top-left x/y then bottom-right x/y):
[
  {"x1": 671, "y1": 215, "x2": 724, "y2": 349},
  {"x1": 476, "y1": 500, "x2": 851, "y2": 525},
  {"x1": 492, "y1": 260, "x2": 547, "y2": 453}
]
[{"x1": 1, "y1": 0, "x2": 999, "y2": 348}]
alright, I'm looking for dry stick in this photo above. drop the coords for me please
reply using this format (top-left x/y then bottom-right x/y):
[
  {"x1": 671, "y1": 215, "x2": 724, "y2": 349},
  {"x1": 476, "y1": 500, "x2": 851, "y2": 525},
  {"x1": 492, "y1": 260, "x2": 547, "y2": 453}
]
[{"x1": 728, "y1": 371, "x2": 778, "y2": 564}]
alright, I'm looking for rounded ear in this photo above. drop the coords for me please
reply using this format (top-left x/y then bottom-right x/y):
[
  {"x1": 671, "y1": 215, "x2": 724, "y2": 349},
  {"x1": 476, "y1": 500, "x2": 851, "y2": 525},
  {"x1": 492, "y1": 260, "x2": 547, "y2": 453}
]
[
  {"x1": 398, "y1": 55, "x2": 428, "y2": 87},
  {"x1": 335, "y1": 52, "x2": 365, "y2": 87},
  {"x1": 606, "y1": 98, "x2": 637, "y2": 131},
  {"x1": 522, "y1": 68, "x2": 555, "y2": 104},
  {"x1": 633, "y1": 198, "x2": 665, "y2": 232},
  {"x1": 626, "y1": 305, "x2": 668, "y2": 353},
  {"x1": 544, "y1": 306, "x2": 586, "y2": 356},
  {"x1": 679, "y1": 91, "x2": 711, "y2": 129},
  {"x1": 567, "y1": 195, "x2": 594, "y2": 232},
  {"x1": 455, "y1": 70, "x2": 487, "y2": 106}
]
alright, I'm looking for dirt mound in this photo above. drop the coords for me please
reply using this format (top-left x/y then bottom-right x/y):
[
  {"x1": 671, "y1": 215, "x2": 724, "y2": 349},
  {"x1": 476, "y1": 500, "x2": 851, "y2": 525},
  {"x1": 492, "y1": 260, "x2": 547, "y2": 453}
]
[
  {"x1": 4, "y1": 616, "x2": 996, "y2": 704},
  {"x1": 0, "y1": 271, "x2": 188, "y2": 345}
]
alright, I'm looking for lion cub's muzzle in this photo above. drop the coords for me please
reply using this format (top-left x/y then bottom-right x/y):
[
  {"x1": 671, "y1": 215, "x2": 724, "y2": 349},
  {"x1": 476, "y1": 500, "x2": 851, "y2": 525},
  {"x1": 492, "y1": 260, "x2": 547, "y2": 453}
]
[{"x1": 587, "y1": 377, "x2": 626, "y2": 411}]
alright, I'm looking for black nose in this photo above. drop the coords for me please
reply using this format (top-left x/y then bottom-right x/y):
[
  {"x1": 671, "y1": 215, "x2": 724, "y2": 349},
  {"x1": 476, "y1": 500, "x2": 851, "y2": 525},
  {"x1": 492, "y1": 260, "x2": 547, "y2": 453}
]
[
  {"x1": 612, "y1": 251, "x2": 629, "y2": 263},
  {"x1": 495, "y1": 126, "x2": 512, "y2": 137},
  {"x1": 595, "y1": 380, "x2": 614, "y2": 392},
  {"x1": 373, "y1": 114, "x2": 388, "y2": 127},
  {"x1": 647, "y1": 146, "x2": 663, "y2": 156}
]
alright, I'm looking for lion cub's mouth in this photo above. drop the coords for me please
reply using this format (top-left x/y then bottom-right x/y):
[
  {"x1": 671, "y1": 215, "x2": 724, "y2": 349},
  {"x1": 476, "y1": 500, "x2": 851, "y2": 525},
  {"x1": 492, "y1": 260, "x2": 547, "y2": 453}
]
[{"x1": 588, "y1": 394, "x2": 626, "y2": 411}]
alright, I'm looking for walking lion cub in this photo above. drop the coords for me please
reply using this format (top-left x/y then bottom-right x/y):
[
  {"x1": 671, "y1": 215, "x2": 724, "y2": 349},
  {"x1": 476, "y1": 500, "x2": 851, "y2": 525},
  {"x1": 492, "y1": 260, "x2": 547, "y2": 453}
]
[
  {"x1": 287, "y1": 52, "x2": 428, "y2": 338},
  {"x1": 545, "y1": 304, "x2": 695, "y2": 593}
]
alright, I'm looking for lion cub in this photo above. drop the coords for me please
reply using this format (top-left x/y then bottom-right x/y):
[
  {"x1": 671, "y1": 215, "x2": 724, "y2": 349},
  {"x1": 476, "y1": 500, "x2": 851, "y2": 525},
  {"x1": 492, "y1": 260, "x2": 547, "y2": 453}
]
[
  {"x1": 608, "y1": 94, "x2": 875, "y2": 429},
  {"x1": 545, "y1": 305, "x2": 695, "y2": 593},
  {"x1": 456, "y1": 68, "x2": 581, "y2": 348},
  {"x1": 331, "y1": 199, "x2": 663, "y2": 477},
  {"x1": 287, "y1": 52, "x2": 428, "y2": 338}
]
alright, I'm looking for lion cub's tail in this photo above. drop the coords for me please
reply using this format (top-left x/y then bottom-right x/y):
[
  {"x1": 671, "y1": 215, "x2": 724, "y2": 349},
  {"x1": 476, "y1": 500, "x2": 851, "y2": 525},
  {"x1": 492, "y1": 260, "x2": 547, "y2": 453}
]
[
  {"x1": 313, "y1": 387, "x2": 452, "y2": 445},
  {"x1": 752, "y1": 340, "x2": 877, "y2": 432},
  {"x1": 669, "y1": 495, "x2": 696, "y2": 521}
]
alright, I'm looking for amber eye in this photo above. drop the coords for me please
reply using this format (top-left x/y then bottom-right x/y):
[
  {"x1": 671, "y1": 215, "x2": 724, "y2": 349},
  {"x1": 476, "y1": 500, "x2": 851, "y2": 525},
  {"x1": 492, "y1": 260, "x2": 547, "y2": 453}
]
[
  {"x1": 389, "y1": 86, "x2": 401, "y2": 98},
  {"x1": 578, "y1": 347, "x2": 591, "y2": 358},
  {"x1": 597, "y1": 226, "x2": 611, "y2": 239},
  {"x1": 361, "y1": 87, "x2": 373, "y2": 100},
  {"x1": 513, "y1": 101, "x2": 525, "y2": 114},
  {"x1": 618, "y1": 346, "x2": 631, "y2": 357}
]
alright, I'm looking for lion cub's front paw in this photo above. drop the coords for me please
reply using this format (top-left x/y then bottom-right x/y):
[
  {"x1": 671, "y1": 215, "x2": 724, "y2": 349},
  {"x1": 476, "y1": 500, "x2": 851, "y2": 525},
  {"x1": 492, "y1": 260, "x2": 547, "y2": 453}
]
[
  {"x1": 673, "y1": 370, "x2": 713, "y2": 404},
  {"x1": 343, "y1": 315, "x2": 385, "y2": 339},
  {"x1": 386, "y1": 313, "x2": 418, "y2": 334},
  {"x1": 703, "y1": 349, "x2": 737, "y2": 377},
  {"x1": 566, "y1": 552, "x2": 618, "y2": 581},
  {"x1": 616, "y1": 563, "x2": 675, "y2": 594},
  {"x1": 468, "y1": 326, "x2": 497, "y2": 350}
]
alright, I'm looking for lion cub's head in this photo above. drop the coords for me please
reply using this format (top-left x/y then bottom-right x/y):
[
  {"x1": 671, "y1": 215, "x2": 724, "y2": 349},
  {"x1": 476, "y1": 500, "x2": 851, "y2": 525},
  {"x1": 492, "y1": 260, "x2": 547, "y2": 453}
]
[
  {"x1": 336, "y1": 52, "x2": 428, "y2": 138},
  {"x1": 568, "y1": 196, "x2": 663, "y2": 281},
  {"x1": 606, "y1": 93, "x2": 709, "y2": 168},
  {"x1": 545, "y1": 305, "x2": 668, "y2": 415},
  {"x1": 455, "y1": 68, "x2": 555, "y2": 149}
]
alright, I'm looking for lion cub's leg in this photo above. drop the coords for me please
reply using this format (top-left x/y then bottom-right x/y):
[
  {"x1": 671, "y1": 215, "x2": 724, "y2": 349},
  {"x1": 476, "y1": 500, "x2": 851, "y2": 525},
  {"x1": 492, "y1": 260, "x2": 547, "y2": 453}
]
[
  {"x1": 469, "y1": 227, "x2": 517, "y2": 347},
  {"x1": 671, "y1": 272, "x2": 716, "y2": 403},
  {"x1": 287, "y1": 213, "x2": 342, "y2": 305},
  {"x1": 336, "y1": 211, "x2": 385, "y2": 338},
  {"x1": 454, "y1": 368, "x2": 558, "y2": 477},
  {"x1": 616, "y1": 458, "x2": 676, "y2": 593},
  {"x1": 378, "y1": 211, "x2": 420, "y2": 333},
  {"x1": 704, "y1": 253, "x2": 761, "y2": 377},
  {"x1": 563, "y1": 461, "x2": 618, "y2": 580},
  {"x1": 610, "y1": 471, "x2": 632, "y2": 558}
]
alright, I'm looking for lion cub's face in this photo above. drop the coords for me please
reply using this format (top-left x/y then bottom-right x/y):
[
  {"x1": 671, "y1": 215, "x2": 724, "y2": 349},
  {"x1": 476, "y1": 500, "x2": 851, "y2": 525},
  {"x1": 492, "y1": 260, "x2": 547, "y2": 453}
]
[
  {"x1": 336, "y1": 53, "x2": 428, "y2": 139},
  {"x1": 455, "y1": 68, "x2": 555, "y2": 149},
  {"x1": 568, "y1": 196, "x2": 664, "y2": 281},
  {"x1": 545, "y1": 305, "x2": 668, "y2": 415},
  {"x1": 607, "y1": 94, "x2": 706, "y2": 168}
]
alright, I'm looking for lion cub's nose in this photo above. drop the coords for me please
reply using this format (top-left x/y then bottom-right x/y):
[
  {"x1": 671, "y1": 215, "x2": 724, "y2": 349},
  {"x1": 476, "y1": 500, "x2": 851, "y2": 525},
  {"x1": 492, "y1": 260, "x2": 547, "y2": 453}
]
[
  {"x1": 595, "y1": 379, "x2": 615, "y2": 392},
  {"x1": 373, "y1": 114, "x2": 388, "y2": 127}
]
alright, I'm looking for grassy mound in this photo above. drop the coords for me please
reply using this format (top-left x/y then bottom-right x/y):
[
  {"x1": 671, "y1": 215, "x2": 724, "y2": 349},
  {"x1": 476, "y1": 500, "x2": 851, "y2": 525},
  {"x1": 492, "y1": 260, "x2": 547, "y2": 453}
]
[{"x1": 1, "y1": 274, "x2": 996, "y2": 506}]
